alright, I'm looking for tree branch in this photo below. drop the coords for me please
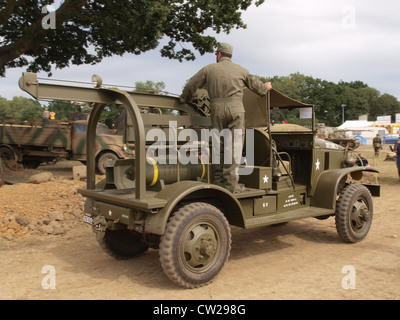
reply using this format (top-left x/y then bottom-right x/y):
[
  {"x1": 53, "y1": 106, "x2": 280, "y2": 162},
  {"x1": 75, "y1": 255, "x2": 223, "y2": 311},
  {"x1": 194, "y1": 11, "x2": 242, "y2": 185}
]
[
  {"x1": 0, "y1": 0, "x2": 16, "y2": 27},
  {"x1": 0, "y1": 0, "x2": 86, "y2": 73},
  {"x1": 1, "y1": 0, "x2": 266, "y2": 76}
]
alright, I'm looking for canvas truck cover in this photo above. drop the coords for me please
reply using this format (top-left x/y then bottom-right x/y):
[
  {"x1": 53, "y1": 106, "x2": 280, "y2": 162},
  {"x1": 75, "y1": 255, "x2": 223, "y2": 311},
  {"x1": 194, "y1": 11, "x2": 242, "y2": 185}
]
[{"x1": 243, "y1": 88, "x2": 314, "y2": 128}]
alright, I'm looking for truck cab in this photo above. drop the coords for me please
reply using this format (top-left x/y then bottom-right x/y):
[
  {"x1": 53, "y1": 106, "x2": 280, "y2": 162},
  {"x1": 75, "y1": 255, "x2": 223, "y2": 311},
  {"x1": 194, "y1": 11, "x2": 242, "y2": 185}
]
[{"x1": 71, "y1": 120, "x2": 130, "y2": 174}]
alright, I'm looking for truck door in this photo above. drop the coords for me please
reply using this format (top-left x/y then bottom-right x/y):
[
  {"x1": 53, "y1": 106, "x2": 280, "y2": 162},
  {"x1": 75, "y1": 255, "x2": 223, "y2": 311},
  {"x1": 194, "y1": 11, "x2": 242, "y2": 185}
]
[{"x1": 71, "y1": 122, "x2": 87, "y2": 161}]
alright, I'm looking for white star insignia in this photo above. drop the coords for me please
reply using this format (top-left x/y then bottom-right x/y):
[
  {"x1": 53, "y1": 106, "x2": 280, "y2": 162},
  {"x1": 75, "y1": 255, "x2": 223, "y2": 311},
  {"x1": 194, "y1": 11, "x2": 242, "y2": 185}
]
[
  {"x1": 263, "y1": 175, "x2": 269, "y2": 183},
  {"x1": 315, "y1": 159, "x2": 320, "y2": 170}
]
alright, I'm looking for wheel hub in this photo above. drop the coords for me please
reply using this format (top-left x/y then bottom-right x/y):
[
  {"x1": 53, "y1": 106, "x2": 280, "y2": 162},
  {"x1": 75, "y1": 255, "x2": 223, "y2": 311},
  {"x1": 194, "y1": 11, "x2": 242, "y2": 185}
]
[
  {"x1": 351, "y1": 200, "x2": 370, "y2": 232},
  {"x1": 199, "y1": 236, "x2": 217, "y2": 258},
  {"x1": 182, "y1": 222, "x2": 219, "y2": 273}
]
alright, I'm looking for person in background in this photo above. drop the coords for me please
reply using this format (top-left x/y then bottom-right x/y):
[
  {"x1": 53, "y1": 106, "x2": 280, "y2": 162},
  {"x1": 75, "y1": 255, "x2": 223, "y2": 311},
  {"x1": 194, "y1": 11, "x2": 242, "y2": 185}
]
[
  {"x1": 356, "y1": 154, "x2": 369, "y2": 167},
  {"x1": 372, "y1": 133, "x2": 382, "y2": 157},
  {"x1": 394, "y1": 135, "x2": 400, "y2": 181},
  {"x1": 43, "y1": 108, "x2": 49, "y2": 120}
]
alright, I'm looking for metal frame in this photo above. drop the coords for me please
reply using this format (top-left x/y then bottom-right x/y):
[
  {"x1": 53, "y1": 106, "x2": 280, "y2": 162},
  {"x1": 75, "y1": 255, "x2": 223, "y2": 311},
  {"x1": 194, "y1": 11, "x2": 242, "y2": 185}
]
[{"x1": 18, "y1": 72, "x2": 206, "y2": 200}]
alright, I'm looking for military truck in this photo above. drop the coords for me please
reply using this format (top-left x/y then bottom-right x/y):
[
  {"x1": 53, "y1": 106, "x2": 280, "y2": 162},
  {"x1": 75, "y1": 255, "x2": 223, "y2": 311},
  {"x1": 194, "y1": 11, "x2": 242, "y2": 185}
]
[
  {"x1": 0, "y1": 116, "x2": 130, "y2": 174},
  {"x1": 19, "y1": 72, "x2": 380, "y2": 288},
  {"x1": 326, "y1": 127, "x2": 360, "y2": 150}
]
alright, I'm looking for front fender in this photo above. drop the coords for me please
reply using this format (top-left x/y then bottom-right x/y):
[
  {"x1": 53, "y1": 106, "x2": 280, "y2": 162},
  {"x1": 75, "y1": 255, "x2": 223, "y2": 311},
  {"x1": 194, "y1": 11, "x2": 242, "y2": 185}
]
[
  {"x1": 144, "y1": 181, "x2": 244, "y2": 235},
  {"x1": 95, "y1": 145, "x2": 128, "y2": 160},
  {"x1": 311, "y1": 166, "x2": 379, "y2": 210}
]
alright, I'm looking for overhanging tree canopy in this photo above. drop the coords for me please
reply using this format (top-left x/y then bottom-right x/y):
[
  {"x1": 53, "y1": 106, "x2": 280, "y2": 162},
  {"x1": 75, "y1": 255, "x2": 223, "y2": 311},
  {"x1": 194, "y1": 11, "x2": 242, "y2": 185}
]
[{"x1": 0, "y1": 0, "x2": 265, "y2": 76}]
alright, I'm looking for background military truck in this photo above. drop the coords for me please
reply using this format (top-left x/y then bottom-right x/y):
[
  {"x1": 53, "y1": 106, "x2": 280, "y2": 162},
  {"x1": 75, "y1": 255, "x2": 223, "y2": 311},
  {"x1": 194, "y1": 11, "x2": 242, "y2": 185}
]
[
  {"x1": 317, "y1": 124, "x2": 360, "y2": 150},
  {"x1": 19, "y1": 72, "x2": 380, "y2": 289},
  {"x1": 0, "y1": 116, "x2": 130, "y2": 174}
]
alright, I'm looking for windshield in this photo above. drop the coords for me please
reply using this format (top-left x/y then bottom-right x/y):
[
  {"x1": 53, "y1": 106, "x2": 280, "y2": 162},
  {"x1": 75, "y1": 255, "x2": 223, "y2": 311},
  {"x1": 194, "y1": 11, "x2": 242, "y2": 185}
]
[
  {"x1": 270, "y1": 106, "x2": 313, "y2": 132},
  {"x1": 96, "y1": 123, "x2": 111, "y2": 134}
]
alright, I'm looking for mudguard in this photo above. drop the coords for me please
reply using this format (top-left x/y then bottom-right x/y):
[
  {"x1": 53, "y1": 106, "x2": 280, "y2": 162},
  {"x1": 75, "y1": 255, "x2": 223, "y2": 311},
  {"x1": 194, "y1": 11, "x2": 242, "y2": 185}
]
[
  {"x1": 311, "y1": 166, "x2": 379, "y2": 210},
  {"x1": 144, "y1": 180, "x2": 244, "y2": 235},
  {"x1": 94, "y1": 145, "x2": 127, "y2": 160}
]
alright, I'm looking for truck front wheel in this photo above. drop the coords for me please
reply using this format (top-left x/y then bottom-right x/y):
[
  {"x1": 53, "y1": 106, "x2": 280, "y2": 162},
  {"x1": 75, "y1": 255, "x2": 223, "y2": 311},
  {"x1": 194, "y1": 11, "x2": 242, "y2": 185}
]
[
  {"x1": 159, "y1": 202, "x2": 231, "y2": 288},
  {"x1": 97, "y1": 152, "x2": 118, "y2": 175},
  {"x1": 335, "y1": 184, "x2": 373, "y2": 243},
  {"x1": 0, "y1": 146, "x2": 22, "y2": 170}
]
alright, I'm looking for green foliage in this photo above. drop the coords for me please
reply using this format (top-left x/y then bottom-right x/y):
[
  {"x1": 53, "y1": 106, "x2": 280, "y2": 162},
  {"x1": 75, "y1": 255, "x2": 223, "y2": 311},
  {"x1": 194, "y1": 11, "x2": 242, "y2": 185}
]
[
  {"x1": 0, "y1": 78, "x2": 168, "y2": 125},
  {"x1": 370, "y1": 94, "x2": 400, "y2": 122},
  {"x1": 45, "y1": 99, "x2": 122, "y2": 125},
  {"x1": 47, "y1": 100, "x2": 82, "y2": 120},
  {"x1": 0, "y1": 0, "x2": 265, "y2": 76},
  {"x1": 98, "y1": 104, "x2": 125, "y2": 126},
  {"x1": 2, "y1": 71, "x2": 399, "y2": 127},
  {"x1": 132, "y1": 80, "x2": 177, "y2": 115},
  {"x1": 262, "y1": 73, "x2": 400, "y2": 126},
  {"x1": 0, "y1": 97, "x2": 8, "y2": 117},
  {"x1": 134, "y1": 80, "x2": 166, "y2": 94},
  {"x1": 0, "y1": 96, "x2": 42, "y2": 120}
]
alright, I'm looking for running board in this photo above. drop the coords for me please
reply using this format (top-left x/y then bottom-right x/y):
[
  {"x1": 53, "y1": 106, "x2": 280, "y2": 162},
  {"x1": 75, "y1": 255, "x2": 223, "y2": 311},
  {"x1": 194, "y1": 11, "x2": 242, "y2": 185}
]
[{"x1": 244, "y1": 206, "x2": 334, "y2": 229}]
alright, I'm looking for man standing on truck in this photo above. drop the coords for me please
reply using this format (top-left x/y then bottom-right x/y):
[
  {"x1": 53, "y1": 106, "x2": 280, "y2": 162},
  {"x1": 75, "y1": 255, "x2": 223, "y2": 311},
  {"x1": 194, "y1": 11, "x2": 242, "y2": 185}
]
[
  {"x1": 43, "y1": 108, "x2": 49, "y2": 120},
  {"x1": 180, "y1": 43, "x2": 272, "y2": 193}
]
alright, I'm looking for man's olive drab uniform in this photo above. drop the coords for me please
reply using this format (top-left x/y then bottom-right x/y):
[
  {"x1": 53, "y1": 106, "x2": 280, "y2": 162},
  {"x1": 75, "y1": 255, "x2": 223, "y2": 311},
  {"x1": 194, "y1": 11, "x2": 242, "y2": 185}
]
[
  {"x1": 373, "y1": 135, "x2": 382, "y2": 157},
  {"x1": 181, "y1": 48, "x2": 268, "y2": 192}
]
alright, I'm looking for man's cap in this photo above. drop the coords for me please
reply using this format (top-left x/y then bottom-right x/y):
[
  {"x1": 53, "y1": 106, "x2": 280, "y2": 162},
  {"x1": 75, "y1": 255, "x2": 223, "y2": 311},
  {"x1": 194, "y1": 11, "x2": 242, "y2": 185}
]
[{"x1": 216, "y1": 43, "x2": 233, "y2": 55}]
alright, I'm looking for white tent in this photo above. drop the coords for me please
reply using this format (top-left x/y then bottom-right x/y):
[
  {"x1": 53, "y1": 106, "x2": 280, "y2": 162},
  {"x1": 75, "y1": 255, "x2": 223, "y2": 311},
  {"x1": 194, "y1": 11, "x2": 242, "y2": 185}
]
[
  {"x1": 337, "y1": 120, "x2": 388, "y2": 145},
  {"x1": 338, "y1": 120, "x2": 372, "y2": 129}
]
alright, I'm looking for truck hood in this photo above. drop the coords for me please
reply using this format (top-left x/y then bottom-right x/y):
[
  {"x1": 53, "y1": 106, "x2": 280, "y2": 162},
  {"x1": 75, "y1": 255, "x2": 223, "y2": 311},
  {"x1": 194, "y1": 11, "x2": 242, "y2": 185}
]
[{"x1": 314, "y1": 137, "x2": 345, "y2": 150}]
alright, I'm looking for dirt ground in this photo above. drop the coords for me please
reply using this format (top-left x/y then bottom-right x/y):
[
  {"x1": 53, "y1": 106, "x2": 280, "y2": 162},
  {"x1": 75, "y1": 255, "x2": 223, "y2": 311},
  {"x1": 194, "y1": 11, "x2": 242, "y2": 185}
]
[{"x1": 0, "y1": 146, "x2": 399, "y2": 300}]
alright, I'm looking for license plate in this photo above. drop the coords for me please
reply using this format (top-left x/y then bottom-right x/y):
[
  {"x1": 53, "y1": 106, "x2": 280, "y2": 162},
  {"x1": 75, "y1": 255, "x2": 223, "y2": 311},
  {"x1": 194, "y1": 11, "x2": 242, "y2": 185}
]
[{"x1": 83, "y1": 215, "x2": 93, "y2": 225}]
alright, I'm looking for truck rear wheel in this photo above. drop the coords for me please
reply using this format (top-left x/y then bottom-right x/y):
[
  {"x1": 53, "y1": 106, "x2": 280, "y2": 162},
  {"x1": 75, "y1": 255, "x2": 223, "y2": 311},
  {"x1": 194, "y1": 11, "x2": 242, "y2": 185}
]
[
  {"x1": 335, "y1": 184, "x2": 373, "y2": 243},
  {"x1": 98, "y1": 228, "x2": 149, "y2": 259},
  {"x1": 159, "y1": 202, "x2": 231, "y2": 288}
]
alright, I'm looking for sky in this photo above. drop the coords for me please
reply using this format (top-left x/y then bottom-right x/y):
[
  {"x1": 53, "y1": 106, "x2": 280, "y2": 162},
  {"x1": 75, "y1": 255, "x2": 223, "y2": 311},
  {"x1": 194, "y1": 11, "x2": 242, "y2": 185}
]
[{"x1": 1, "y1": 0, "x2": 400, "y2": 103}]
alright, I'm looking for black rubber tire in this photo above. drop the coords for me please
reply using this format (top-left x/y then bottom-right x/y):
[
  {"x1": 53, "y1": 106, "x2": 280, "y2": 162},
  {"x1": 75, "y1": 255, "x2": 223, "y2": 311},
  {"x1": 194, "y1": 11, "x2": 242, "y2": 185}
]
[
  {"x1": 335, "y1": 184, "x2": 373, "y2": 243},
  {"x1": 98, "y1": 228, "x2": 149, "y2": 259},
  {"x1": 159, "y1": 202, "x2": 231, "y2": 288},
  {"x1": 0, "y1": 146, "x2": 21, "y2": 170}
]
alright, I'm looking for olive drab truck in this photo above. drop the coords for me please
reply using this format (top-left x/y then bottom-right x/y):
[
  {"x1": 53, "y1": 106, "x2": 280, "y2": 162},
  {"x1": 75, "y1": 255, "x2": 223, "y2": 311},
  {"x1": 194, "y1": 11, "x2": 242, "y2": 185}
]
[
  {"x1": 325, "y1": 127, "x2": 360, "y2": 150},
  {"x1": 0, "y1": 111, "x2": 130, "y2": 174},
  {"x1": 19, "y1": 72, "x2": 380, "y2": 288}
]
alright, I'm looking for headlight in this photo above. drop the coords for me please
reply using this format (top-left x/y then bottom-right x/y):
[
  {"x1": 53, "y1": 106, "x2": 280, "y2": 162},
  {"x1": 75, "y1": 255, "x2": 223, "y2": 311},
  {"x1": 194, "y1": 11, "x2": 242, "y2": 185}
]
[{"x1": 345, "y1": 156, "x2": 356, "y2": 167}]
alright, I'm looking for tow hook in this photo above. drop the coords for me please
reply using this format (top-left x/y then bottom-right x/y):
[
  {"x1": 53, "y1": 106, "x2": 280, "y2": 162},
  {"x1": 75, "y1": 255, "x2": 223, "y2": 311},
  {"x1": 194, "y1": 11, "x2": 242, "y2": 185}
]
[{"x1": 92, "y1": 215, "x2": 108, "y2": 240}]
